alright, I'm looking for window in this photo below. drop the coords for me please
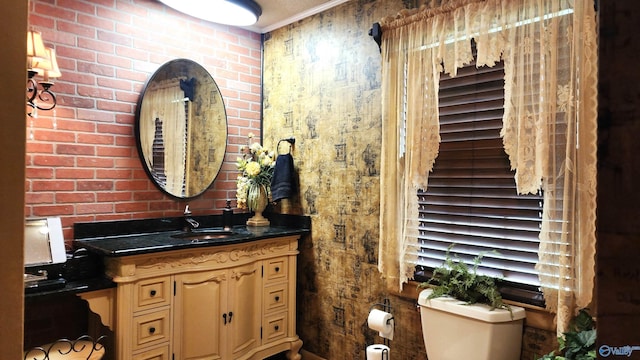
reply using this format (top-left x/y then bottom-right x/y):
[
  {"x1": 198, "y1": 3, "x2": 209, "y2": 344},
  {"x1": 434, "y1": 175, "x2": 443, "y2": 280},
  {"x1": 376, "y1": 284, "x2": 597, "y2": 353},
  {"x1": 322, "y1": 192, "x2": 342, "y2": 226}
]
[
  {"x1": 378, "y1": 1, "x2": 598, "y2": 332},
  {"x1": 411, "y1": 53, "x2": 545, "y2": 305}
]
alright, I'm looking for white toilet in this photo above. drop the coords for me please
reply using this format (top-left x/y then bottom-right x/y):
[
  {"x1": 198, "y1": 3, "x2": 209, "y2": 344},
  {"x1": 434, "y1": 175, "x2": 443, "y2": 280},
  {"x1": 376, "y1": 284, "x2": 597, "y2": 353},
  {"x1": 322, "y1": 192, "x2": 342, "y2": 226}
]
[{"x1": 418, "y1": 289, "x2": 526, "y2": 360}]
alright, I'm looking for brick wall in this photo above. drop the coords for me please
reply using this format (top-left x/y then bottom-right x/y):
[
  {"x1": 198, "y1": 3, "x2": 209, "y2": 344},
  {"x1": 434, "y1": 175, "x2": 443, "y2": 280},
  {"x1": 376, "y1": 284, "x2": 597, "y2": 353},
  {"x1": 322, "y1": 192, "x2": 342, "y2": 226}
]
[{"x1": 26, "y1": 0, "x2": 262, "y2": 243}]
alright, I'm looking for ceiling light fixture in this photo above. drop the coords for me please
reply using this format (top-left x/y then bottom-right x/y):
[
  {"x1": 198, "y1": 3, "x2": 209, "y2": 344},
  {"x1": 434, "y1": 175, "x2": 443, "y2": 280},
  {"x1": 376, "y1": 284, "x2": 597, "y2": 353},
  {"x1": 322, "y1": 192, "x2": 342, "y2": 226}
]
[{"x1": 158, "y1": 0, "x2": 262, "y2": 26}]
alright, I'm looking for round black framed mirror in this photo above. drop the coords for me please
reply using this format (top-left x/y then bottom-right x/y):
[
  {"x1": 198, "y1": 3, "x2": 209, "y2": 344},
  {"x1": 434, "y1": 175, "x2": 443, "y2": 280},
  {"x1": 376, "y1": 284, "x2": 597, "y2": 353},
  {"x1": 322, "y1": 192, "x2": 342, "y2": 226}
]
[{"x1": 135, "y1": 59, "x2": 227, "y2": 199}]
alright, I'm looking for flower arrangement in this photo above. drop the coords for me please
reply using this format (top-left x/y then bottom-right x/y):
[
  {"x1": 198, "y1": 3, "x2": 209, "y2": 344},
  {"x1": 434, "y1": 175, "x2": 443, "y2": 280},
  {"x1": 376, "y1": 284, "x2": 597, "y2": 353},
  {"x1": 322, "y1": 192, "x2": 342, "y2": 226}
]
[{"x1": 236, "y1": 133, "x2": 276, "y2": 211}]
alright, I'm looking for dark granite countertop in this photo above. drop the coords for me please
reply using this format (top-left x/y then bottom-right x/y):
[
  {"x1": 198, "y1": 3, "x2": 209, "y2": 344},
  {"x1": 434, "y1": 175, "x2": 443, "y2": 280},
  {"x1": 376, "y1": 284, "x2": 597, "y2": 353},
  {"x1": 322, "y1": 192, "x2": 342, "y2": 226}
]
[{"x1": 73, "y1": 214, "x2": 311, "y2": 257}]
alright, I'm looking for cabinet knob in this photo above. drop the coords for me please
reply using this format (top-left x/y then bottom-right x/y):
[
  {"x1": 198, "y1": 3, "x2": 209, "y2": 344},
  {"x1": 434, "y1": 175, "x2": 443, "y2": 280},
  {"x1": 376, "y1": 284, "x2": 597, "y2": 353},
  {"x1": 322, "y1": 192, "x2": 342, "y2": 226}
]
[
  {"x1": 223, "y1": 313, "x2": 227, "y2": 325},
  {"x1": 274, "y1": 325, "x2": 279, "y2": 331},
  {"x1": 150, "y1": 290, "x2": 156, "y2": 297},
  {"x1": 275, "y1": 296, "x2": 280, "y2": 302},
  {"x1": 275, "y1": 266, "x2": 280, "y2": 272},
  {"x1": 228, "y1": 312, "x2": 233, "y2": 323},
  {"x1": 149, "y1": 327, "x2": 156, "y2": 334}
]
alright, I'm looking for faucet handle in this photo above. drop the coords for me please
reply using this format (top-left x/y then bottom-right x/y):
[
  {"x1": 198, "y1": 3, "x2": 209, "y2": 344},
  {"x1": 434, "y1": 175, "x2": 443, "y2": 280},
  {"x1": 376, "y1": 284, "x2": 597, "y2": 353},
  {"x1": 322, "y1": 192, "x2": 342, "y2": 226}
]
[{"x1": 184, "y1": 204, "x2": 191, "y2": 216}]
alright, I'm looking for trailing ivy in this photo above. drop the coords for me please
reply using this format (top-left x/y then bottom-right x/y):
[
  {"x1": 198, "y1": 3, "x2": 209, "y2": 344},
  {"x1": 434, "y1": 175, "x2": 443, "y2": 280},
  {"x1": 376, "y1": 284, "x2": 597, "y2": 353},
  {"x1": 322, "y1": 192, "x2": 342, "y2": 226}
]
[{"x1": 537, "y1": 309, "x2": 596, "y2": 360}]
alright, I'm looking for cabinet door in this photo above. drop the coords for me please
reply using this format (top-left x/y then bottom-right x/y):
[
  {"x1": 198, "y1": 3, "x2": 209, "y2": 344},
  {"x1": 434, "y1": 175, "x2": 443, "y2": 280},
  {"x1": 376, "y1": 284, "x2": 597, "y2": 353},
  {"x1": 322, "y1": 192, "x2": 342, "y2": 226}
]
[
  {"x1": 173, "y1": 270, "x2": 227, "y2": 360},
  {"x1": 227, "y1": 262, "x2": 262, "y2": 358}
]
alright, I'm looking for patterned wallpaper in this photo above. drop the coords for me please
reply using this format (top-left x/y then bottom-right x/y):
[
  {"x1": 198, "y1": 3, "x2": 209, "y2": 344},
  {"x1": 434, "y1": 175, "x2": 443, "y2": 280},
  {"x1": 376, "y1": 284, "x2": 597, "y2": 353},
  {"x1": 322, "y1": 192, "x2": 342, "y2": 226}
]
[
  {"x1": 262, "y1": 0, "x2": 427, "y2": 358},
  {"x1": 262, "y1": 0, "x2": 565, "y2": 359}
]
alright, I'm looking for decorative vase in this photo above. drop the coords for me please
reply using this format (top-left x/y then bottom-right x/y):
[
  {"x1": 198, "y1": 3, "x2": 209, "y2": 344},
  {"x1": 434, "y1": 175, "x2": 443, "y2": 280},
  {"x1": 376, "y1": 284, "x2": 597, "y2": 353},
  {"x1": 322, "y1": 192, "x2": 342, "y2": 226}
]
[{"x1": 246, "y1": 184, "x2": 270, "y2": 227}]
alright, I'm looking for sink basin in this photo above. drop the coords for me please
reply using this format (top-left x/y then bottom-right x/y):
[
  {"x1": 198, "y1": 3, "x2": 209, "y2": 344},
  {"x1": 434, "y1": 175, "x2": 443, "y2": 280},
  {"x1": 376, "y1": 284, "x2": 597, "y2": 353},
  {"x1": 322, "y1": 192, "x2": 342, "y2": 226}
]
[{"x1": 171, "y1": 229, "x2": 235, "y2": 241}]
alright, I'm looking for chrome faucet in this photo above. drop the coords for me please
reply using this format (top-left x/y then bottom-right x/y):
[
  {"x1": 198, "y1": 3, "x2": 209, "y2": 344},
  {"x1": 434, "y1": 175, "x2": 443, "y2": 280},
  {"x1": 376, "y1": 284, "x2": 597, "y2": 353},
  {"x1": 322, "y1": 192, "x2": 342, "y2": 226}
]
[{"x1": 183, "y1": 205, "x2": 200, "y2": 231}]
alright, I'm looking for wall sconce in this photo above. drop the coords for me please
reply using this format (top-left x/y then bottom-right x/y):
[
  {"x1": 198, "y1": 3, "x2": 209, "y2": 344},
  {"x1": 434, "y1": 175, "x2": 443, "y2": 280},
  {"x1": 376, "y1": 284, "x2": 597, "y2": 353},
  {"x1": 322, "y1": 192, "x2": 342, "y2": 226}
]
[{"x1": 27, "y1": 30, "x2": 61, "y2": 114}]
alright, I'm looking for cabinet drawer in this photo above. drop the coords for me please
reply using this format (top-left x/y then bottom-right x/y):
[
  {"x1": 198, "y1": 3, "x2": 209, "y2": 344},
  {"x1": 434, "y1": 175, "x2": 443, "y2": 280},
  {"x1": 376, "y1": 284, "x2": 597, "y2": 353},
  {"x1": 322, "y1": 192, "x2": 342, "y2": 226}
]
[
  {"x1": 264, "y1": 283, "x2": 288, "y2": 313},
  {"x1": 263, "y1": 312, "x2": 288, "y2": 343},
  {"x1": 264, "y1": 257, "x2": 288, "y2": 283},
  {"x1": 134, "y1": 277, "x2": 172, "y2": 312},
  {"x1": 133, "y1": 344, "x2": 170, "y2": 360},
  {"x1": 133, "y1": 309, "x2": 171, "y2": 350}
]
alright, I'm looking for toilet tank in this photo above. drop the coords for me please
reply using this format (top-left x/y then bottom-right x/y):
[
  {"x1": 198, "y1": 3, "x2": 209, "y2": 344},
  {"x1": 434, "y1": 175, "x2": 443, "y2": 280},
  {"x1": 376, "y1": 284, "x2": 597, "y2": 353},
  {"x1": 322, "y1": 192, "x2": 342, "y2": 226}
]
[{"x1": 418, "y1": 289, "x2": 526, "y2": 360}]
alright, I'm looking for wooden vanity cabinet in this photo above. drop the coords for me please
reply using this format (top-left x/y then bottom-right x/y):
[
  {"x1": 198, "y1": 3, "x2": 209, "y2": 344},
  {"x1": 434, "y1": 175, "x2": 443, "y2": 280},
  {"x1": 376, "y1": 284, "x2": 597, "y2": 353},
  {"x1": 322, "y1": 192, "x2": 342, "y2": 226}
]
[{"x1": 103, "y1": 235, "x2": 302, "y2": 360}]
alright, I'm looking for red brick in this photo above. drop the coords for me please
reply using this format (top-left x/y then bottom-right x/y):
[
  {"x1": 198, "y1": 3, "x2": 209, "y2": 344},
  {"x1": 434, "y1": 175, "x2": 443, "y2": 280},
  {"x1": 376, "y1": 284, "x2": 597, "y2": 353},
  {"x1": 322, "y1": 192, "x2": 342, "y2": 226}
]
[
  {"x1": 97, "y1": 123, "x2": 131, "y2": 136},
  {"x1": 77, "y1": 156, "x2": 115, "y2": 168},
  {"x1": 77, "y1": 85, "x2": 114, "y2": 100},
  {"x1": 57, "y1": 0, "x2": 96, "y2": 15},
  {"x1": 77, "y1": 14, "x2": 114, "y2": 31},
  {"x1": 115, "y1": 45, "x2": 148, "y2": 61},
  {"x1": 150, "y1": 201, "x2": 179, "y2": 211},
  {"x1": 26, "y1": 167, "x2": 54, "y2": 179},
  {"x1": 115, "y1": 202, "x2": 148, "y2": 213},
  {"x1": 115, "y1": 180, "x2": 149, "y2": 191},
  {"x1": 76, "y1": 203, "x2": 115, "y2": 215},
  {"x1": 115, "y1": 136, "x2": 136, "y2": 147},
  {"x1": 34, "y1": 129, "x2": 76, "y2": 143},
  {"x1": 77, "y1": 109, "x2": 117, "y2": 122},
  {"x1": 35, "y1": 3, "x2": 76, "y2": 21},
  {"x1": 25, "y1": 0, "x2": 262, "y2": 223},
  {"x1": 29, "y1": 14, "x2": 55, "y2": 29},
  {"x1": 97, "y1": 100, "x2": 132, "y2": 113},
  {"x1": 33, "y1": 155, "x2": 75, "y2": 167},
  {"x1": 115, "y1": 1, "x2": 148, "y2": 17},
  {"x1": 31, "y1": 180, "x2": 75, "y2": 191},
  {"x1": 57, "y1": 144, "x2": 95, "y2": 156},
  {"x1": 97, "y1": 6, "x2": 131, "y2": 23},
  {"x1": 59, "y1": 95, "x2": 96, "y2": 109},
  {"x1": 58, "y1": 20, "x2": 95, "y2": 38},
  {"x1": 96, "y1": 169, "x2": 132, "y2": 179},
  {"x1": 97, "y1": 146, "x2": 131, "y2": 157},
  {"x1": 27, "y1": 142, "x2": 54, "y2": 154},
  {"x1": 97, "y1": 53, "x2": 132, "y2": 69},
  {"x1": 77, "y1": 62, "x2": 116, "y2": 77},
  {"x1": 115, "y1": 90, "x2": 139, "y2": 103},
  {"x1": 56, "y1": 192, "x2": 96, "y2": 203},
  {"x1": 77, "y1": 133, "x2": 114, "y2": 145},
  {"x1": 76, "y1": 180, "x2": 114, "y2": 191},
  {"x1": 115, "y1": 113, "x2": 135, "y2": 125},
  {"x1": 56, "y1": 119, "x2": 96, "y2": 132},
  {"x1": 78, "y1": 37, "x2": 115, "y2": 54},
  {"x1": 56, "y1": 168, "x2": 94, "y2": 179},
  {"x1": 95, "y1": 213, "x2": 134, "y2": 221},
  {"x1": 133, "y1": 191, "x2": 165, "y2": 201},
  {"x1": 25, "y1": 192, "x2": 55, "y2": 204},
  {"x1": 33, "y1": 205, "x2": 75, "y2": 216},
  {"x1": 115, "y1": 68, "x2": 147, "y2": 82},
  {"x1": 97, "y1": 191, "x2": 131, "y2": 202},
  {"x1": 98, "y1": 30, "x2": 131, "y2": 46},
  {"x1": 97, "y1": 77, "x2": 132, "y2": 91}
]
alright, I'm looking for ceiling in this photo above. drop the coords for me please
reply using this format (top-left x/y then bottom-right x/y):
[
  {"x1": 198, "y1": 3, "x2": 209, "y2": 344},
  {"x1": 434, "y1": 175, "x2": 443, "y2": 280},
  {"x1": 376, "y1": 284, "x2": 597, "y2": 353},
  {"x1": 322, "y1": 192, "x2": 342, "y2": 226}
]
[{"x1": 242, "y1": 0, "x2": 350, "y2": 33}]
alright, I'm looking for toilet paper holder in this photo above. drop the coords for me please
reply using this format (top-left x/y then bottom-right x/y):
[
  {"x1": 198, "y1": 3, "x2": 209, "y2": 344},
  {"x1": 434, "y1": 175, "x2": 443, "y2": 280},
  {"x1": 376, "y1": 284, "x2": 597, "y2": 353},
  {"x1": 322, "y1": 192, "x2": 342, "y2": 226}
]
[
  {"x1": 369, "y1": 299, "x2": 394, "y2": 325},
  {"x1": 366, "y1": 298, "x2": 394, "y2": 349}
]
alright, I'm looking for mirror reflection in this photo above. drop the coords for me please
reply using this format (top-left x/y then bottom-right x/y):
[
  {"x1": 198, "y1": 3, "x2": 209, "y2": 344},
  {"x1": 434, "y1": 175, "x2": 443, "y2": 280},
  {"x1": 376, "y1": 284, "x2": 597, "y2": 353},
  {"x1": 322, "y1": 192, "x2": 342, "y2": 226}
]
[{"x1": 136, "y1": 59, "x2": 227, "y2": 199}]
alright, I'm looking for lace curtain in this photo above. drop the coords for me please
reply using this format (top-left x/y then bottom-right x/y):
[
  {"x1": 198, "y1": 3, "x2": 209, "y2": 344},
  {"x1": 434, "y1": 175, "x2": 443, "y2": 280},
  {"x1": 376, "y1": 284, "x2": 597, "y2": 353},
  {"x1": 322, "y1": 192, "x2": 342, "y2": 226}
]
[
  {"x1": 378, "y1": 0, "x2": 597, "y2": 334},
  {"x1": 140, "y1": 79, "x2": 187, "y2": 196}
]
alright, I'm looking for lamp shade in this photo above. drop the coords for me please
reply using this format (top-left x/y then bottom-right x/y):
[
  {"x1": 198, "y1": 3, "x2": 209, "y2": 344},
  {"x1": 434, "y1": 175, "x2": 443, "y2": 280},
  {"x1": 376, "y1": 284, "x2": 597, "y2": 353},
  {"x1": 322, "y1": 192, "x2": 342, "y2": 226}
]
[
  {"x1": 27, "y1": 30, "x2": 49, "y2": 67},
  {"x1": 158, "y1": 0, "x2": 262, "y2": 26},
  {"x1": 44, "y1": 48, "x2": 62, "y2": 80}
]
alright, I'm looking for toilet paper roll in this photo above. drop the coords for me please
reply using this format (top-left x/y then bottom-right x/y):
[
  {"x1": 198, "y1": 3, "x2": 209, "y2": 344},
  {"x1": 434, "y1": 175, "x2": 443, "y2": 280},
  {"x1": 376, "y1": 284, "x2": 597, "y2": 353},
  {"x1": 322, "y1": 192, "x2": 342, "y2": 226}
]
[
  {"x1": 366, "y1": 344, "x2": 390, "y2": 360},
  {"x1": 367, "y1": 309, "x2": 394, "y2": 340}
]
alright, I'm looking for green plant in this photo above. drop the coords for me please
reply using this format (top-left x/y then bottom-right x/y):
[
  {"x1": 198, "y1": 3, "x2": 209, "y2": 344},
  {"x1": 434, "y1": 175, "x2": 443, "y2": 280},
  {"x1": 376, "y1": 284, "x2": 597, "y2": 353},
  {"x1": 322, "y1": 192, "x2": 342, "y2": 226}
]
[
  {"x1": 537, "y1": 309, "x2": 596, "y2": 360},
  {"x1": 418, "y1": 245, "x2": 508, "y2": 311}
]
